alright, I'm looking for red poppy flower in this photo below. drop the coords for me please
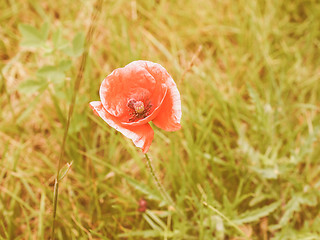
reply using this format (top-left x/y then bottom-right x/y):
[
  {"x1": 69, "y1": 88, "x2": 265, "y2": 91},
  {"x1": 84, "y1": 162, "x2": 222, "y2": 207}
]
[{"x1": 90, "y1": 60, "x2": 181, "y2": 153}]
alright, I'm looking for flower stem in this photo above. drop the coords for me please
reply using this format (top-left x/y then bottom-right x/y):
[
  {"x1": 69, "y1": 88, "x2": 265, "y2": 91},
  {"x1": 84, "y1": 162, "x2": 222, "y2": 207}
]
[
  {"x1": 50, "y1": 1, "x2": 102, "y2": 239},
  {"x1": 144, "y1": 153, "x2": 175, "y2": 208}
]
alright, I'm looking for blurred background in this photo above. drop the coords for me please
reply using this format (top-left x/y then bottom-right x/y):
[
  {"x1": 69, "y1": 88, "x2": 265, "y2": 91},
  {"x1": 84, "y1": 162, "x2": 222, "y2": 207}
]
[{"x1": 1, "y1": 0, "x2": 320, "y2": 239}]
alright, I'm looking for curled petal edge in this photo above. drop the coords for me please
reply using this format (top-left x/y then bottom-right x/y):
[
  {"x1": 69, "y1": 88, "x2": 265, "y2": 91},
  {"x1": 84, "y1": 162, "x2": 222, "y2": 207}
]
[
  {"x1": 90, "y1": 101, "x2": 154, "y2": 153},
  {"x1": 152, "y1": 77, "x2": 182, "y2": 132}
]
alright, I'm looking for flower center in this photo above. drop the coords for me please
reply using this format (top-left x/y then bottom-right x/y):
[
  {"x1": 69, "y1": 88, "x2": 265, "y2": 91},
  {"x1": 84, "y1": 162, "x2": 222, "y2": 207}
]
[
  {"x1": 127, "y1": 99, "x2": 152, "y2": 122},
  {"x1": 133, "y1": 101, "x2": 144, "y2": 114}
]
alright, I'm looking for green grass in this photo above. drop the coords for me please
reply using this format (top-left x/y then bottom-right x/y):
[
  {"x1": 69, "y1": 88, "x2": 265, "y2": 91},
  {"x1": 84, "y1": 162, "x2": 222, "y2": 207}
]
[{"x1": 1, "y1": 0, "x2": 320, "y2": 239}]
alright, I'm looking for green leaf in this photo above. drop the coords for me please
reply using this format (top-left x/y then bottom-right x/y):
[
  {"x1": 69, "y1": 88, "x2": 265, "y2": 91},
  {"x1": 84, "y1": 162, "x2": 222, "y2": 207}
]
[
  {"x1": 146, "y1": 210, "x2": 167, "y2": 229},
  {"x1": 250, "y1": 166, "x2": 279, "y2": 179},
  {"x1": 16, "y1": 89, "x2": 46, "y2": 124},
  {"x1": 126, "y1": 178, "x2": 162, "y2": 202},
  {"x1": 62, "y1": 32, "x2": 85, "y2": 57},
  {"x1": 281, "y1": 193, "x2": 317, "y2": 225},
  {"x1": 118, "y1": 230, "x2": 179, "y2": 238},
  {"x1": 233, "y1": 201, "x2": 281, "y2": 224},
  {"x1": 143, "y1": 214, "x2": 162, "y2": 231},
  {"x1": 37, "y1": 65, "x2": 65, "y2": 84},
  {"x1": 299, "y1": 192, "x2": 317, "y2": 206},
  {"x1": 40, "y1": 22, "x2": 49, "y2": 39},
  {"x1": 70, "y1": 112, "x2": 88, "y2": 133},
  {"x1": 52, "y1": 29, "x2": 68, "y2": 50},
  {"x1": 0, "y1": 40, "x2": 8, "y2": 59},
  {"x1": 18, "y1": 79, "x2": 48, "y2": 95},
  {"x1": 271, "y1": 193, "x2": 318, "y2": 231},
  {"x1": 18, "y1": 23, "x2": 48, "y2": 47},
  {"x1": 72, "y1": 32, "x2": 85, "y2": 56},
  {"x1": 58, "y1": 161, "x2": 73, "y2": 182},
  {"x1": 58, "y1": 60, "x2": 72, "y2": 71},
  {"x1": 279, "y1": 195, "x2": 301, "y2": 226}
]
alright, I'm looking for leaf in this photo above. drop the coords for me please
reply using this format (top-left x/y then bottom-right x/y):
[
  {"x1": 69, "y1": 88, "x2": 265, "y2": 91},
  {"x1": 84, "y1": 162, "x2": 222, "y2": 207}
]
[
  {"x1": 18, "y1": 23, "x2": 48, "y2": 47},
  {"x1": 37, "y1": 65, "x2": 65, "y2": 84},
  {"x1": 280, "y1": 196, "x2": 300, "y2": 227},
  {"x1": 58, "y1": 60, "x2": 72, "y2": 71},
  {"x1": 16, "y1": 89, "x2": 45, "y2": 124},
  {"x1": 250, "y1": 166, "x2": 279, "y2": 179},
  {"x1": 233, "y1": 201, "x2": 281, "y2": 224},
  {"x1": 58, "y1": 161, "x2": 73, "y2": 182},
  {"x1": 143, "y1": 214, "x2": 162, "y2": 231},
  {"x1": 299, "y1": 192, "x2": 317, "y2": 206},
  {"x1": 0, "y1": 40, "x2": 8, "y2": 59},
  {"x1": 69, "y1": 112, "x2": 88, "y2": 133},
  {"x1": 18, "y1": 79, "x2": 48, "y2": 95},
  {"x1": 72, "y1": 32, "x2": 85, "y2": 56},
  {"x1": 62, "y1": 32, "x2": 85, "y2": 57},
  {"x1": 40, "y1": 22, "x2": 49, "y2": 40},
  {"x1": 52, "y1": 29, "x2": 68, "y2": 50},
  {"x1": 117, "y1": 230, "x2": 179, "y2": 238},
  {"x1": 126, "y1": 178, "x2": 161, "y2": 202},
  {"x1": 146, "y1": 210, "x2": 167, "y2": 229},
  {"x1": 279, "y1": 193, "x2": 317, "y2": 227}
]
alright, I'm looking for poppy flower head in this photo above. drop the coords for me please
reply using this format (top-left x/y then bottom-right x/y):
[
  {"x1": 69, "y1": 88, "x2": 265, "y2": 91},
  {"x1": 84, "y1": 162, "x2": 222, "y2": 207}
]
[{"x1": 90, "y1": 60, "x2": 181, "y2": 153}]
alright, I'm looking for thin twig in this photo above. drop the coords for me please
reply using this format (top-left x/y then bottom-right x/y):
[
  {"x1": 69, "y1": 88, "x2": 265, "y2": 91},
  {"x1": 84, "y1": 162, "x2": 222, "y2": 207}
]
[{"x1": 51, "y1": 1, "x2": 103, "y2": 239}]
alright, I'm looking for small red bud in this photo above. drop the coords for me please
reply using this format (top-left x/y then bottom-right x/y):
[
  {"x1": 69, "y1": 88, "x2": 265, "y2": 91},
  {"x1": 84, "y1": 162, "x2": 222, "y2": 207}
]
[{"x1": 138, "y1": 198, "x2": 147, "y2": 212}]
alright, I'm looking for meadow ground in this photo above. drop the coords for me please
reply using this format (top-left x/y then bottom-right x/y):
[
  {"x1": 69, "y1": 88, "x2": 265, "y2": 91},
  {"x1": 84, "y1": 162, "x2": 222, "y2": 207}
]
[{"x1": 1, "y1": 0, "x2": 320, "y2": 239}]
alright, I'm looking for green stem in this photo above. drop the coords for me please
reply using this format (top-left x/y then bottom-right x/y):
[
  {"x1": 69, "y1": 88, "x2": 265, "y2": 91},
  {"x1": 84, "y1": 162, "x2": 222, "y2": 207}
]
[
  {"x1": 51, "y1": 180, "x2": 59, "y2": 237},
  {"x1": 50, "y1": 1, "x2": 103, "y2": 239},
  {"x1": 144, "y1": 153, "x2": 175, "y2": 207}
]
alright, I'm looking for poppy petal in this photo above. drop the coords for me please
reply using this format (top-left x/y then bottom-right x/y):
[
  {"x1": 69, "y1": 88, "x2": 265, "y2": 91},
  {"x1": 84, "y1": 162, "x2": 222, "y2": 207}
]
[
  {"x1": 90, "y1": 101, "x2": 154, "y2": 153},
  {"x1": 143, "y1": 62, "x2": 182, "y2": 131},
  {"x1": 152, "y1": 84, "x2": 182, "y2": 131},
  {"x1": 99, "y1": 63, "x2": 156, "y2": 118}
]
